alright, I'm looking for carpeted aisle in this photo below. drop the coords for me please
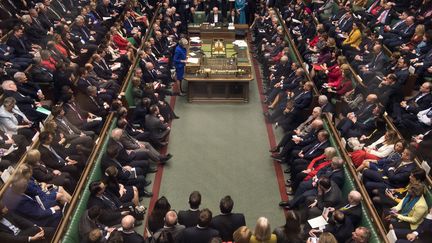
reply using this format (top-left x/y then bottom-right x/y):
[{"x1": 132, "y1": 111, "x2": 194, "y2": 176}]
[{"x1": 156, "y1": 75, "x2": 286, "y2": 229}]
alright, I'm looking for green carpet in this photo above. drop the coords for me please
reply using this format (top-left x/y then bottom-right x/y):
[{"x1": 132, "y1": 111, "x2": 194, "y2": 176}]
[{"x1": 157, "y1": 77, "x2": 285, "y2": 230}]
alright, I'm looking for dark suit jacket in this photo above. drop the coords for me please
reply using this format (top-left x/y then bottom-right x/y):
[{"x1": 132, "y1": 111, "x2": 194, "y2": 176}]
[
  {"x1": 316, "y1": 182, "x2": 343, "y2": 210},
  {"x1": 207, "y1": 13, "x2": 223, "y2": 23},
  {"x1": 318, "y1": 168, "x2": 345, "y2": 189},
  {"x1": 38, "y1": 145, "x2": 68, "y2": 170},
  {"x1": 0, "y1": 212, "x2": 41, "y2": 242},
  {"x1": 181, "y1": 226, "x2": 219, "y2": 243},
  {"x1": 227, "y1": 15, "x2": 239, "y2": 24},
  {"x1": 293, "y1": 91, "x2": 313, "y2": 112},
  {"x1": 6, "y1": 35, "x2": 31, "y2": 57},
  {"x1": 385, "y1": 161, "x2": 417, "y2": 188},
  {"x1": 407, "y1": 93, "x2": 432, "y2": 115},
  {"x1": 178, "y1": 209, "x2": 200, "y2": 228},
  {"x1": 145, "y1": 114, "x2": 169, "y2": 140},
  {"x1": 55, "y1": 117, "x2": 82, "y2": 141},
  {"x1": 302, "y1": 140, "x2": 331, "y2": 160},
  {"x1": 210, "y1": 213, "x2": 246, "y2": 241},
  {"x1": 416, "y1": 217, "x2": 432, "y2": 242},
  {"x1": 121, "y1": 231, "x2": 145, "y2": 243},
  {"x1": 3, "y1": 190, "x2": 61, "y2": 228},
  {"x1": 87, "y1": 193, "x2": 123, "y2": 226},
  {"x1": 341, "y1": 204, "x2": 362, "y2": 227}
]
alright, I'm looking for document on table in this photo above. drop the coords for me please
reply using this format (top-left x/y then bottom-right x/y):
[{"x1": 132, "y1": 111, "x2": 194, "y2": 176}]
[
  {"x1": 307, "y1": 216, "x2": 328, "y2": 229},
  {"x1": 187, "y1": 57, "x2": 200, "y2": 64}
]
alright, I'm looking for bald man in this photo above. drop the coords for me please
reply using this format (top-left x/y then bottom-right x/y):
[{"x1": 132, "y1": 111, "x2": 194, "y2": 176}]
[
  {"x1": 120, "y1": 215, "x2": 145, "y2": 243},
  {"x1": 327, "y1": 190, "x2": 363, "y2": 227},
  {"x1": 151, "y1": 211, "x2": 185, "y2": 242}
]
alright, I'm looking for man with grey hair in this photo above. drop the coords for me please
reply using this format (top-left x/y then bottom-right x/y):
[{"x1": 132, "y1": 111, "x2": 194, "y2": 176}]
[
  {"x1": 2, "y1": 80, "x2": 47, "y2": 123},
  {"x1": 348, "y1": 226, "x2": 371, "y2": 243},
  {"x1": 14, "y1": 72, "x2": 49, "y2": 104},
  {"x1": 318, "y1": 95, "x2": 335, "y2": 116},
  {"x1": 120, "y1": 215, "x2": 145, "y2": 242},
  {"x1": 326, "y1": 190, "x2": 363, "y2": 227},
  {"x1": 152, "y1": 211, "x2": 186, "y2": 242}
]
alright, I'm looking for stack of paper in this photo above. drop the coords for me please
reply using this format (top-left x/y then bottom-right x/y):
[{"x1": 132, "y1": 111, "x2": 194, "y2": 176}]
[{"x1": 232, "y1": 40, "x2": 247, "y2": 47}]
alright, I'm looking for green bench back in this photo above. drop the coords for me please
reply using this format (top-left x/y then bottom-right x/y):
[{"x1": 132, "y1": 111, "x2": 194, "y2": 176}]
[
  {"x1": 193, "y1": 11, "x2": 206, "y2": 24},
  {"x1": 62, "y1": 118, "x2": 118, "y2": 243}
]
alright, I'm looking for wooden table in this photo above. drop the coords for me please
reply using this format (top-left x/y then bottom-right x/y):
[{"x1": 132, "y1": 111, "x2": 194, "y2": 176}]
[{"x1": 184, "y1": 38, "x2": 253, "y2": 103}]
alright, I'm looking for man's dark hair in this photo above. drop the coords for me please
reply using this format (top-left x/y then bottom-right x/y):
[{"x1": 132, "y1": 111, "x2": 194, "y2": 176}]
[
  {"x1": 39, "y1": 131, "x2": 53, "y2": 144},
  {"x1": 149, "y1": 104, "x2": 159, "y2": 115},
  {"x1": 318, "y1": 177, "x2": 331, "y2": 190},
  {"x1": 198, "y1": 208, "x2": 212, "y2": 227},
  {"x1": 219, "y1": 195, "x2": 234, "y2": 214},
  {"x1": 51, "y1": 104, "x2": 63, "y2": 117},
  {"x1": 89, "y1": 181, "x2": 103, "y2": 195},
  {"x1": 411, "y1": 168, "x2": 426, "y2": 182},
  {"x1": 189, "y1": 191, "x2": 201, "y2": 209}
]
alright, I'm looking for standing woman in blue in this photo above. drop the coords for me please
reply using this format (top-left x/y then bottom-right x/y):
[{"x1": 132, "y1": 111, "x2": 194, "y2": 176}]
[
  {"x1": 173, "y1": 38, "x2": 188, "y2": 95},
  {"x1": 235, "y1": 0, "x2": 247, "y2": 24}
]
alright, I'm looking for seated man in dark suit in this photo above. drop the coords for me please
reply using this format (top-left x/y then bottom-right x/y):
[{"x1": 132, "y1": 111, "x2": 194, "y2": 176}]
[
  {"x1": 4, "y1": 176, "x2": 62, "y2": 228},
  {"x1": 210, "y1": 196, "x2": 246, "y2": 242},
  {"x1": 6, "y1": 26, "x2": 35, "y2": 59},
  {"x1": 120, "y1": 215, "x2": 145, "y2": 243},
  {"x1": 326, "y1": 190, "x2": 362, "y2": 228},
  {"x1": 86, "y1": 181, "x2": 127, "y2": 227},
  {"x1": 38, "y1": 131, "x2": 83, "y2": 179},
  {"x1": 207, "y1": 7, "x2": 223, "y2": 24},
  {"x1": 362, "y1": 148, "x2": 417, "y2": 192},
  {"x1": 304, "y1": 177, "x2": 343, "y2": 220},
  {"x1": 392, "y1": 82, "x2": 432, "y2": 124},
  {"x1": 178, "y1": 191, "x2": 202, "y2": 228},
  {"x1": 182, "y1": 208, "x2": 219, "y2": 243},
  {"x1": 145, "y1": 105, "x2": 171, "y2": 143},
  {"x1": 51, "y1": 105, "x2": 95, "y2": 154},
  {"x1": 151, "y1": 211, "x2": 186, "y2": 242},
  {"x1": 288, "y1": 130, "x2": 331, "y2": 178},
  {"x1": 79, "y1": 206, "x2": 115, "y2": 242},
  {"x1": 0, "y1": 202, "x2": 55, "y2": 243}
]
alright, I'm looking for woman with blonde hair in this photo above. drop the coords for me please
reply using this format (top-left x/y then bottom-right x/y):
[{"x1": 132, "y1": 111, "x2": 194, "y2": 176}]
[
  {"x1": 233, "y1": 226, "x2": 252, "y2": 243},
  {"x1": 250, "y1": 217, "x2": 277, "y2": 243},
  {"x1": 26, "y1": 149, "x2": 76, "y2": 193},
  {"x1": 306, "y1": 232, "x2": 337, "y2": 243}
]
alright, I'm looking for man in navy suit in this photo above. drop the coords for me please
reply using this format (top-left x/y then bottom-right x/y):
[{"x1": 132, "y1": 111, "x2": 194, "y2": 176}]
[
  {"x1": 181, "y1": 209, "x2": 219, "y2": 243},
  {"x1": 0, "y1": 202, "x2": 55, "y2": 242},
  {"x1": 210, "y1": 196, "x2": 246, "y2": 242},
  {"x1": 178, "y1": 191, "x2": 201, "y2": 228},
  {"x1": 362, "y1": 148, "x2": 417, "y2": 191},
  {"x1": 383, "y1": 16, "x2": 416, "y2": 50},
  {"x1": 392, "y1": 82, "x2": 432, "y2": 123},
  {"x1": 396, "y1": 207, "x2": 432, "y2": 243}
]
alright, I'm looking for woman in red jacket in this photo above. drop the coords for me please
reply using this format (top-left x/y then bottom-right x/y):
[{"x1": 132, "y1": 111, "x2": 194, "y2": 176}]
[{"x1": 288, "y1": 147, "x2": 337, "y2": 191}]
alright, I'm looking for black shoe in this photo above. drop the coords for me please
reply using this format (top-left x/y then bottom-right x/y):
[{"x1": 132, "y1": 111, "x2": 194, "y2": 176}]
[
  {"x1": 142, "y1": 190, "x2": 153, "y2": 198},
  {"x1": 269, "y1": 147, "x2": 279, "y2": 153},
  {"x1": 147, "y1": 167, "x2": 158, "y2": 173},
  {"x1": 271, "y1": 153, "x2": 281, "y2": 159},
  {"x1": 279, "y1": 201, "x2": 290, "y2": 207},
  {"x1": 173, "y1": 115, "x2": 180, "y2": 119},
  {"x1": 161, "y1": 153, "x2": 173, "y2": 162},
  {"x1": 285, "y1": 179, "x2": 292, "y2": 187},
  {"x1": 135, "y1": 220, "x2": 143, "y2": 227},
  {"x1": 144, "y1": 180, "x2": 152, "y2": 187}
]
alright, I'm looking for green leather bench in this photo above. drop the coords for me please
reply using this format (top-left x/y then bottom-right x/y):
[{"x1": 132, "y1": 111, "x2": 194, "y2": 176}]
[{"x1": 61, "y1": 118, "x2": 118, "y2": 243}]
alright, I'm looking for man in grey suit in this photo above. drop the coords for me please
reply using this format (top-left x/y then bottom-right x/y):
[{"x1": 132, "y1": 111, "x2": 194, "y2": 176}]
[
  {"x1": 305, "y1": 176, "x2": 343, "y2": 220},
  {"x1": 145, "y1": 105, "x2": 170, "y2": 143}
]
